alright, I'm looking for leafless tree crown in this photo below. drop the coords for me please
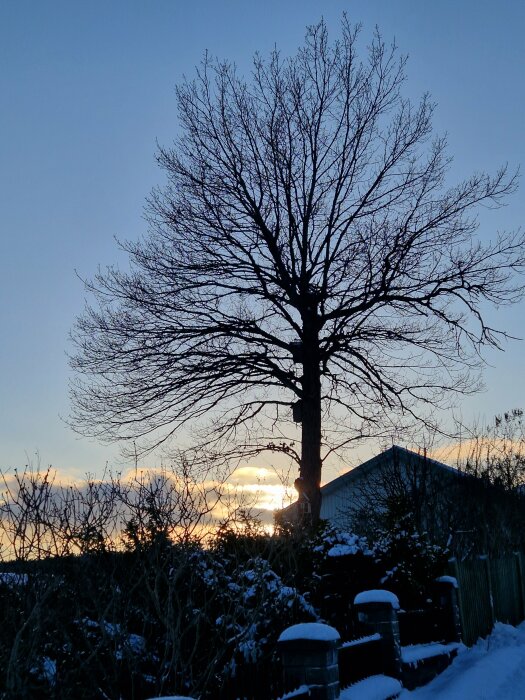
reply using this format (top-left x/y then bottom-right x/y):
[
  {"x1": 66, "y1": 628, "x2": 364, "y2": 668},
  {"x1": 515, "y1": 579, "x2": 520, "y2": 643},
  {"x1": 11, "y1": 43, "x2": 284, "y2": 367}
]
[{"x1": 70, "y1": 19, "x2": 524, "y2": 474}]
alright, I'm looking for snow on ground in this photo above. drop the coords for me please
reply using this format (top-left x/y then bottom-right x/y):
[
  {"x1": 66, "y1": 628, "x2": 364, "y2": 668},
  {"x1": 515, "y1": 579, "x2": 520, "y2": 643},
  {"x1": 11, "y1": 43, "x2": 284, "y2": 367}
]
[
  {"x1": 400, "y1": 621, "x2": 525, "y2": 700},
  {"x1": 401, "y1": 641, "x2": 461, "y2": 664},
  {"x1": 341, "y1": 675, "x2": 403, "y2": 700}
]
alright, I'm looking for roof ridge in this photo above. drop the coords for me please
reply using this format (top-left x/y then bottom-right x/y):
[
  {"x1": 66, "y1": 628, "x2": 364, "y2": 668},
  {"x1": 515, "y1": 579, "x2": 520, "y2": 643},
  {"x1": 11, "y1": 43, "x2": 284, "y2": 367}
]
[{"x1": 321, "y1": 444, "x2": 456, "y2": 495}]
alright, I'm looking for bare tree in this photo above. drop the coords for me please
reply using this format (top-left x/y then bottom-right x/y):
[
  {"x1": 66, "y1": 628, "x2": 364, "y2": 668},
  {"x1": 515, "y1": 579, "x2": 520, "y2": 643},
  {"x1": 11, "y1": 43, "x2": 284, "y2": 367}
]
[
  {"x1": 458, "y1": 408, "x2": 525, "y2": 490},
  {"x1": 451, "y1": 409, "x2": 525, "y2": 555},
  {"x1": 70, "y1": 18, "x2": 525, "y2": 524}
]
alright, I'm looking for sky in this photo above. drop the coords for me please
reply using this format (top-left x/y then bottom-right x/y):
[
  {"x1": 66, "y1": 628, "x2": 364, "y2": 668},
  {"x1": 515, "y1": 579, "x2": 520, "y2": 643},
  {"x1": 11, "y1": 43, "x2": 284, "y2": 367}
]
[{"x1": 1, "y1": 0, "x2": 524, "y2": 511}]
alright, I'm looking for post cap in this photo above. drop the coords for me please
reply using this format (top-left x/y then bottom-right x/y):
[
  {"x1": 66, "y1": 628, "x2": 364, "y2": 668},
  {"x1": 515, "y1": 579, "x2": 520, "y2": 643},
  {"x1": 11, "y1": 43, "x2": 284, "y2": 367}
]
[
  {"x1": 353, "y1": 590, "x2": 400, "y2": 609},
  {"x1": 278, "y1": 622, "x2": 340, "y2": 643}
]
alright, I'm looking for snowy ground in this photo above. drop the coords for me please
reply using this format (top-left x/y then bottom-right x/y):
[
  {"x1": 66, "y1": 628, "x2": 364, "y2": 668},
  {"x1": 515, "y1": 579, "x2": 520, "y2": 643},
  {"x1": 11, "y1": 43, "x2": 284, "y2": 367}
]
[{"x1": 400, "y1": 621, "x2": 525, "y2": 700}]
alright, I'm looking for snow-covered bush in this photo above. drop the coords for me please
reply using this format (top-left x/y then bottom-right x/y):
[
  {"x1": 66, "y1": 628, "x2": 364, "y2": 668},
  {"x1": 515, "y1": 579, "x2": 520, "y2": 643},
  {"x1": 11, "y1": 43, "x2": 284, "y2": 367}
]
[
  {"x1": 216, "y1": 557, "x2": 317, "y2": 668},
  {"x1": 0, "y1": 514, "x2": 450, "y2": 698},
  {"x1": 372, "y1": 510, "x2": 450, "y2": 606}
]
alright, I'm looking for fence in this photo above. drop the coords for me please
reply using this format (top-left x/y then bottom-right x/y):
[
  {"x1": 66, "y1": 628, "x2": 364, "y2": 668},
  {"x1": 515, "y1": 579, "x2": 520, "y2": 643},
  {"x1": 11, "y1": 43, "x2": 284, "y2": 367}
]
[
  {"x1": 451, "y1": 551, "x2": 525, "y2": 646},
  {"x1": 338, "y1": 635, "x2": 383, "y2": 689},
  {"x1": 212, "y1": 556, "x2": 525, "y2": 699},
  {"x1": 397, "y1": 607, "x2": 443, "y2": 645},
  {"x1": 218, "y1": 654, "x2": 285, "y2": 700},
  {"x1": 219, "y1": 582, "x2": 461, "y2": 700}
]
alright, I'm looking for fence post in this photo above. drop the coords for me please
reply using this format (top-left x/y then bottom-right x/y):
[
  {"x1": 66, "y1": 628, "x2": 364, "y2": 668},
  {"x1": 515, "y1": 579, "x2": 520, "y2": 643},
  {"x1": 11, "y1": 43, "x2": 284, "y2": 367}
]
[
  {"x1": 516, "y1": 552, "x2": 525, "y2": 622},
  {"x1": 433, "y1": 576, "x2": 462, "y2": 643},
  {"x1": 278, "y1": 623, "x2": 340, "y2": 700},
  {"x1": 448, "y1": 558, "x2": 467, "y2": 639},
  {"x1": 481, "y1": 555, "x2": 496, "y2": 626},
  {"x1": 353, "y1": 590, "x2": 402, "y2": 679}
]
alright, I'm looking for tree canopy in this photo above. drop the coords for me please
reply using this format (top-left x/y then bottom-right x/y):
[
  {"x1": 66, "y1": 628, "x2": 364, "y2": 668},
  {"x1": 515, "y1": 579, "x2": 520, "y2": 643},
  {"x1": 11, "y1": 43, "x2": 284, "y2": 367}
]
[{"x1": 70, "y1": 19, "x2": 524, "y2": 523}]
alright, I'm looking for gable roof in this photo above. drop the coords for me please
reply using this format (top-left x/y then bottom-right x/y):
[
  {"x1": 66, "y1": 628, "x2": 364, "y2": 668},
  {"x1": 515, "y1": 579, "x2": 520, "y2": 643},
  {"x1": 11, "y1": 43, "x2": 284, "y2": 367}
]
[
  {"x1": 275, "y1": 444, "x2": 458, "y2": 525},
  {"x1": 321, "y1": 444, "x2": 457, "y2": 497}
]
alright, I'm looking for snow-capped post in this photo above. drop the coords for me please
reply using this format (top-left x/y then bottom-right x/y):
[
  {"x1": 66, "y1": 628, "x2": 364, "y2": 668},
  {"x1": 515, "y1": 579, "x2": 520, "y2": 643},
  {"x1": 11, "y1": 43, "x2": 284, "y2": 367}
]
[
  {"x1": 353, "y1": 590, "x2": 402, "y2": 679},
  {"x1": 145, "y1": 696, "x2": 196, "y2": 699},
  {"x1": 277, "y1": 623, "x2": 340, "y2": 700},
  {"x1": 433, "y1": 576, "x2": 462, "y2": 643}
]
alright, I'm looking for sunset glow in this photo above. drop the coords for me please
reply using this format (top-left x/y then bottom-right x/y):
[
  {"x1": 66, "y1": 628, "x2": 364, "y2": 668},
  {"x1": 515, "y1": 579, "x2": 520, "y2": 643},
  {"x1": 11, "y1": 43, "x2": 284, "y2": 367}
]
[{"x1": 227, "y1": 465, "x2": 294, "y2": 514}]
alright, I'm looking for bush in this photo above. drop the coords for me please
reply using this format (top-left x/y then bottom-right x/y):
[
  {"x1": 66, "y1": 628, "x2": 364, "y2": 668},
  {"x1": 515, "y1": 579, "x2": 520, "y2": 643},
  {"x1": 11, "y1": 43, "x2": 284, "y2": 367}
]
[{"x1": 0, "y1": 465, "x2": 451, "y2": 697}]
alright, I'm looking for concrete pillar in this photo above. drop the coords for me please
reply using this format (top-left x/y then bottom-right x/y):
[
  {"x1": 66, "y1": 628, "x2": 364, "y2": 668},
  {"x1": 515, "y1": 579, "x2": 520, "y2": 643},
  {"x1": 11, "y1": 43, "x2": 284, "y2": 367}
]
[
  {"x1": 433, "y1": 576, "x2": 462, "y2": 643},
  {"x1": 278, "y1": 622, "x2": 340, "y2": 700},
  {"x1": 353, "y1": 590, "x2": 402, "y2": 679}
]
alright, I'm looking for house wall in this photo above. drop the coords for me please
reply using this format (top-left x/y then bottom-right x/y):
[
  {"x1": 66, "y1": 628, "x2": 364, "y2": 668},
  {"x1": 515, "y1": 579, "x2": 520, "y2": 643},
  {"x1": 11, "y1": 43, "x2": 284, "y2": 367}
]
[
  {"x1": 320, "y1": 448, "x2": 459, "y2": 539},
  {"x1": 320, "y1": 477, "x2": 367, "y2": 528},
  {"x1": 275, "y1": 446, "x2": 462, "y2": 542}
]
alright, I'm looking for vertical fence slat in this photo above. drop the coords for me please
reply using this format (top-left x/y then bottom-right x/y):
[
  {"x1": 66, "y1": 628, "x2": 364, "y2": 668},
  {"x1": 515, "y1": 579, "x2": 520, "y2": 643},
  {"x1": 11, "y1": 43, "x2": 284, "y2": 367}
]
[
  {"x1": 490, "y1": 556, "x2": 521, "y2": 625},
  {"x1": 453, "y1": 558, "x2": 493, "y2": 646},
  {"x1": 517, "y1": 552, "x2": 525, "y2": 621},
  {"x1": 454, "y1": 551, "x2": 525, "y2": 647},
  {"x1": 483, "y1": 556, "x2": 496, "y2": 626}
]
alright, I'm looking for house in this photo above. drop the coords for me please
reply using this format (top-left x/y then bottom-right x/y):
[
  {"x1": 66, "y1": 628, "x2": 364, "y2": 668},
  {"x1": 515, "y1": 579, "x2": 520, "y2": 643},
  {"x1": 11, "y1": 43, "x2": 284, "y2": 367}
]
[
  {"x1": 276, "y1": 445, "x2": 463, "y2": 542},
  {"x1": 277, "y1": 444, "x2": 525, "y2": 556},
  {"x1": 323, "y1": 445, "x2": 461, "y2": 534}
]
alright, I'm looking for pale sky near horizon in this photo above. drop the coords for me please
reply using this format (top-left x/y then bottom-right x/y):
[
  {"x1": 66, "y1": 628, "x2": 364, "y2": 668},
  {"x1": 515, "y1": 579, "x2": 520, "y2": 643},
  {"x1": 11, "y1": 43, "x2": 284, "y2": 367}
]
[{"x1": 1, "y1": 1, "x2": 524, "y2": 498}]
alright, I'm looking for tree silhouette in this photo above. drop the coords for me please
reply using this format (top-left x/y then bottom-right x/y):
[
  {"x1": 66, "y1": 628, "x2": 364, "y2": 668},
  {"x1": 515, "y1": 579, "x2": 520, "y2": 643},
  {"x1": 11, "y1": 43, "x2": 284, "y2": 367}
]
[{"x1": 70, "y1": 19, "x2": 524, "y2": 524}]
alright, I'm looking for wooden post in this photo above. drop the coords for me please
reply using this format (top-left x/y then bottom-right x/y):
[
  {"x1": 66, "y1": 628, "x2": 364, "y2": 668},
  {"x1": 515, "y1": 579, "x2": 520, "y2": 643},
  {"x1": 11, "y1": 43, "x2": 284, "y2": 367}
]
[{"x1": 278, "y1": 623, "x2": 340, "y2": 700}]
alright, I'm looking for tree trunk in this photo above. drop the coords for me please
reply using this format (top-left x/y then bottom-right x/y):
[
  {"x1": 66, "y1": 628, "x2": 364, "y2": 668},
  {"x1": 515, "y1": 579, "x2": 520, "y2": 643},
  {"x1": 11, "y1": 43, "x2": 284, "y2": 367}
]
[{"x1": 299, "y1": 301, "x2": 323, "y2": 526}]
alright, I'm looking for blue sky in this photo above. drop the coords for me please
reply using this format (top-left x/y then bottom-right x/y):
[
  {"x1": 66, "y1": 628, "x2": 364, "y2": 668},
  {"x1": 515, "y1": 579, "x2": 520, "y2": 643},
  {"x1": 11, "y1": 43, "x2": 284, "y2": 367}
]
[{"x1": 1, "y1": 0, "x2": 524, "y2": 482}]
